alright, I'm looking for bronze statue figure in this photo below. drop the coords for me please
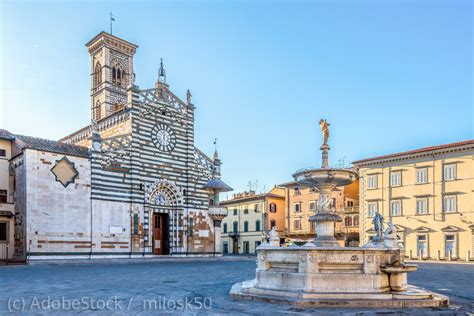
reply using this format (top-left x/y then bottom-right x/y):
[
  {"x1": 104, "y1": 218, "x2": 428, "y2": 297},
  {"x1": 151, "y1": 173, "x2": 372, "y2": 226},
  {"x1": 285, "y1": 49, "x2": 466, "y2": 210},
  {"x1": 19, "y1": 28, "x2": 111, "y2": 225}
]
[{"x1": 319, "y1": 119, "x2": 330, "y2": 146}]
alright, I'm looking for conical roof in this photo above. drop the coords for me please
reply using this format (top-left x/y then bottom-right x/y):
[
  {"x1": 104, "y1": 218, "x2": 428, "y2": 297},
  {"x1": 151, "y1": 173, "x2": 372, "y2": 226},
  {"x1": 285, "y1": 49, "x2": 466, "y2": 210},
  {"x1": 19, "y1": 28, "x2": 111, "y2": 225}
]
[{"x1": 203, "y1": 178, "x2": 233, "y2": 192}]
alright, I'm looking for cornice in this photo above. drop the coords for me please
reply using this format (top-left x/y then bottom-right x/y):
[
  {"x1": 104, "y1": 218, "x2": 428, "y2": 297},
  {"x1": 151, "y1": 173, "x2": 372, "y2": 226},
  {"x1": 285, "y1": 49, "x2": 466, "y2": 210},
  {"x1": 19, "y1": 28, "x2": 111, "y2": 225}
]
[
  {"x1": 86, "y1": 32, "x2": 138, "y2": 56},
  {"x1": 353, "y1": 141, "x2": 474, "y2": 167}
]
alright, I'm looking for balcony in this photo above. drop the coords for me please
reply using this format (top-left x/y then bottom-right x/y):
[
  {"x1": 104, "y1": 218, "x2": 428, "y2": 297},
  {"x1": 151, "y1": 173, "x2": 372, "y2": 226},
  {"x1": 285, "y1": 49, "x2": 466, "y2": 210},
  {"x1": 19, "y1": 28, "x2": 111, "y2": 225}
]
[
  {"x1": 228, "y1": 231, "x2": 240, "y2": 239},
  {"x1": 341, "y1": 206, "x2": 359, "y2": 213}
]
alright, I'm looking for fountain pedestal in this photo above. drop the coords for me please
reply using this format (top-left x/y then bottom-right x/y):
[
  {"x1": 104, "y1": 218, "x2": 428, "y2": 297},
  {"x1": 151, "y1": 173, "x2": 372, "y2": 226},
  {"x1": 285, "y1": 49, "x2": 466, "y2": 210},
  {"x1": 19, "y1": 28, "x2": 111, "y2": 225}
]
[{"x1": 309, "y1": 184, "x2": 341, "y2": 247}]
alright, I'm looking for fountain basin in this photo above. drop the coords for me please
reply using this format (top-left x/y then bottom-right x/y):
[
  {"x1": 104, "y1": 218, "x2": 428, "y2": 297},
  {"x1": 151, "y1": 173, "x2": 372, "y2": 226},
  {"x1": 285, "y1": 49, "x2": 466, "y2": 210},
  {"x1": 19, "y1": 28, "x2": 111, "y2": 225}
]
[
  {"x1": 309, "y1": 212, "x2": 342, "y2": 222},
  {"x1": 292, "y1": 167, "x2": 358, "y2": 187},
  {"x1": 230, "y1": 246, "x2": 449, "y2": 308}
]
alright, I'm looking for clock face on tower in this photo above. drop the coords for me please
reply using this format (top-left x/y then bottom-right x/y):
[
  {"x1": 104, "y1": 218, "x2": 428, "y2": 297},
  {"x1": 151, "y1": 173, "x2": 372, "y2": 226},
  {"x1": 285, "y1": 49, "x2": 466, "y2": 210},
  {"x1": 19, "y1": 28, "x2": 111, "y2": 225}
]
[{"x1": 151, "y1": 123, "x2": 177, "y2": 152}]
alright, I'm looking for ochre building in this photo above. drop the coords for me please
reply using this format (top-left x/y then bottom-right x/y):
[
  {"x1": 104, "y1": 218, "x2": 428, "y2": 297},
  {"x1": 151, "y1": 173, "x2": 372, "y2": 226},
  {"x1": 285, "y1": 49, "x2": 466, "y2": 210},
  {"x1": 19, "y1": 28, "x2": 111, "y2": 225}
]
[
  {"x1": 280, "y1": 180, "x2": 360, "y2": 246},
  {"x1": 220, "y1": 187, "x2": 285, "y2": 254},
  {"x1": 353, "y1": 140, "x2": 474, "y2": 261}
]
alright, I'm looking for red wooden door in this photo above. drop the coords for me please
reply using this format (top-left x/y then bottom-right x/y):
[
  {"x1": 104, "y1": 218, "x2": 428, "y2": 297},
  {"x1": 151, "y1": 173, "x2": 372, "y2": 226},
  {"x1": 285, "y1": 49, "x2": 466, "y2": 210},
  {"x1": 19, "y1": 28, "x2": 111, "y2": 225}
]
[{"x1": 153, "y1": 214, "x2": 164, "y2": 255}]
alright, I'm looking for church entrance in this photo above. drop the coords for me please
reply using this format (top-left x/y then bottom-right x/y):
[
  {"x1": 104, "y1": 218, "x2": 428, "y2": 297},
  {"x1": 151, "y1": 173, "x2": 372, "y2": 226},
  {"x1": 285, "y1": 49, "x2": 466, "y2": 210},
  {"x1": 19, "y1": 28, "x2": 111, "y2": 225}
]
[{"x1": 152, "y1": 213, "x2": 170, "y2": 255}]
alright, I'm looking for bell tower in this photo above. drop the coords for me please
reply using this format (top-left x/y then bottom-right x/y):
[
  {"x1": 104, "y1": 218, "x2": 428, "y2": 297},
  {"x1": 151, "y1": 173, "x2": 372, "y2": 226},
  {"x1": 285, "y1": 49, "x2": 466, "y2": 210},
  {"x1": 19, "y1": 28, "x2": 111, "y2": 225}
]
[{"x1": 86, "y1": 32, "x2": 138, "y2": 122}]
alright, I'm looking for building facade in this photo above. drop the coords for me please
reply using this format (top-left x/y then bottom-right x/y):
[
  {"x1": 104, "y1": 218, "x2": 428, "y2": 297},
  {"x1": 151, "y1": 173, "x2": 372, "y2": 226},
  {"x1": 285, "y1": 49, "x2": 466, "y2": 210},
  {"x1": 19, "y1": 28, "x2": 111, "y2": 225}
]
[
  {"x1": 3, "y1": 31, "x2": 231, "y2": 261},
  {"x1": 0, "y1": 131, "x2": 18, "y2": 261},
  {"x1": 220, "y1": 187, "x2": 285, "y2": 255},
  {"x1": 353, "y1": 140, "x2": 474, "y2": 261},
  {"x1": 280, "y1": 180, "x2": 360, "y2": 246}
]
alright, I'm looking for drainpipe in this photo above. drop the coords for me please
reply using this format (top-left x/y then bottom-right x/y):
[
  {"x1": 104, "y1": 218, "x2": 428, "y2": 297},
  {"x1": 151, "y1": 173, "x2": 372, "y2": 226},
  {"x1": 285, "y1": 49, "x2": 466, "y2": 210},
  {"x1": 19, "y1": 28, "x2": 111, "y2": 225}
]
[
  {"x1": 431, "y1": 152, "x2": 436, "y2": 222},
  {"x1": 381, "y1": 163, "x2": 385, "y2": 217}
]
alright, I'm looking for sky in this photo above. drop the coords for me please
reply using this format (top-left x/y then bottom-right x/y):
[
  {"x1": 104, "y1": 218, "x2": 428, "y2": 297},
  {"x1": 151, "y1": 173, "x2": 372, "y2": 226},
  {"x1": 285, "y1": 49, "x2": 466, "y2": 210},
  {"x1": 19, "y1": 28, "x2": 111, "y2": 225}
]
[{"x1": 1, "y1": 0, "x2": 472, "y2": 196}]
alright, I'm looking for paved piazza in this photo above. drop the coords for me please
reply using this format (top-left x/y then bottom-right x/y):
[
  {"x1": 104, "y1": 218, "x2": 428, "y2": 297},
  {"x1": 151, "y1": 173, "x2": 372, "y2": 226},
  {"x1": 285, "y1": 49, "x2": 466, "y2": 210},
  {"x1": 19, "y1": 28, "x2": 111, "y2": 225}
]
[{"x1": 1, "y1": 258, "x2": 473, "y2": 315}]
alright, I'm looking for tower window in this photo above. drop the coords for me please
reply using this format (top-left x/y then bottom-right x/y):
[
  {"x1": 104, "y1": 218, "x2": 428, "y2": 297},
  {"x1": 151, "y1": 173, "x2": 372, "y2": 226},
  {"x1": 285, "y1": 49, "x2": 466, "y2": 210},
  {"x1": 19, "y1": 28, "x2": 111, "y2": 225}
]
[
  {"x1": 117, "y1": 68, "x2": 122, "y2": 85},
  {"x1": 112, "y1": 63, "x2": 126, "y2": 87},
  {"x1": 94, "y1": 62, "x2": 102, "y2": 87},
  {"x1": 92, "y1": 100, "x2": 101, "y2": 122}
]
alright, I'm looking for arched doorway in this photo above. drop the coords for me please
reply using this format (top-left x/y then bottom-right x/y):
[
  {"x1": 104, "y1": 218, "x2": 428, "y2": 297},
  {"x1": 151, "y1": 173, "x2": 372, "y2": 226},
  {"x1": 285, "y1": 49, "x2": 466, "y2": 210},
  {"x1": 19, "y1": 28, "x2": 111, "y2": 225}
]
[{"x1": 145, "y1": 180, "x2": 183, "y2": 255}]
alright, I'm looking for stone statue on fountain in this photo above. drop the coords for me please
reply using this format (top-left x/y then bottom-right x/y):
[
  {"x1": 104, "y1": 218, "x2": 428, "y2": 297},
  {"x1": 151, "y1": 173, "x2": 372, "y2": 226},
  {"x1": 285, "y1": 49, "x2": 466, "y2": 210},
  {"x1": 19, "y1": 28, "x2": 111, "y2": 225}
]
[
  {"x1": 384, "y1": 221, "x2": 399, "y2": 249},
  {"x1": 372, "y1": 212, "x2": 385, "y2": 242},
  {"x1": 269, "y1": 226, "x2": 280, "y2": 246}
]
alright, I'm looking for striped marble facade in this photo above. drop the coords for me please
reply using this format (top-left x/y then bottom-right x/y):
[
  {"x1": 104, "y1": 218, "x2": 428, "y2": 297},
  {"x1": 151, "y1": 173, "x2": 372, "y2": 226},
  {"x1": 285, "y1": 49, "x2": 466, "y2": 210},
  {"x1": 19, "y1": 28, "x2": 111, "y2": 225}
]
[{"x1": 61, "y1": 80, "x2": 221, "y2": 256}]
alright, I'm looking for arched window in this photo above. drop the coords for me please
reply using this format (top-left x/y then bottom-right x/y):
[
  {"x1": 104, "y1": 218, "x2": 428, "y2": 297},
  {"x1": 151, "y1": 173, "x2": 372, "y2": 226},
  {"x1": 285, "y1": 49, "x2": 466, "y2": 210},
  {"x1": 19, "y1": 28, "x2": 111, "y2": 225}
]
[
  {"x1": 111, "y1": 62, "x2": 126, "y2": 87},
  {"x1": 94, "y1": 62, "x2": 102, "y2": 87},
  {"x1": 345, "y1": 216, "x2": 353, "y2": 227},
  {"x1": 269, "y1": 203, "x2": 277, "y2": 213},
  {"x1": 270, "y1": 219, "x2": 276, "y2": 229},
  {"x1": 353, "y1": 215, "x2": 359, "y2": 227},
  {"x1": 233, "y1": 221, "x2": 238, "y2": 232},
  {"x1": 244, "y1": 221, "x2": 249, "y2": 232},
  {"x1": 223, "y1": 223, "x2": 227, "y2": 233},
  {"x1": 93, "y1": 100, "x2": 101, "y2": 121},
  {"x1": 117, "y1": 68, "x2": 122, "y2": 86},
  {"x1": 255, "y1": 220, "x2": 261, "y2": 231}
]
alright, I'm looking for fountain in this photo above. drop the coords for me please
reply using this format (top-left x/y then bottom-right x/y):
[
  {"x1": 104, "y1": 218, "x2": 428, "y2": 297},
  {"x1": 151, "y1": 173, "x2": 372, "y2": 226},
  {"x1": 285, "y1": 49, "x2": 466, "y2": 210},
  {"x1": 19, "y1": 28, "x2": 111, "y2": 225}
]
[{"x1": 230, "y1": 120, "x2": 448, "y2": 308}]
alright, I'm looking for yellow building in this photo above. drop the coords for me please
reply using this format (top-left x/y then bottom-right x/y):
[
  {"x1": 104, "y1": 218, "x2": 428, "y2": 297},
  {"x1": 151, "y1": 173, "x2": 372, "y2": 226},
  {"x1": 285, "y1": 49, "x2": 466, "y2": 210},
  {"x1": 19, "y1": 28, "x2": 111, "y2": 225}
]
[
  {"x1": 353, "y1": 140, "x2": 474, "y2": 261},
  {"x1": 279, "y1": 180, "x2": 360, "y2": 246},
  {"x1": 220, "y1": 187, "x2": 285, "y2": 254},
  {"x1": 0, "y1": 130, "x2": 18, "y2": 262}
]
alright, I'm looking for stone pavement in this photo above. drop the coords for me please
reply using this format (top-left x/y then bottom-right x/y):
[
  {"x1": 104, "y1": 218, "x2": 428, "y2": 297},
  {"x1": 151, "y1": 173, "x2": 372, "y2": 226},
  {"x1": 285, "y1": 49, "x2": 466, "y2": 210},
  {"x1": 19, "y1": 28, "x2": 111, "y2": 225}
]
[{"x1": 0, "y1": 257, "x2": 473, "y2": 315}]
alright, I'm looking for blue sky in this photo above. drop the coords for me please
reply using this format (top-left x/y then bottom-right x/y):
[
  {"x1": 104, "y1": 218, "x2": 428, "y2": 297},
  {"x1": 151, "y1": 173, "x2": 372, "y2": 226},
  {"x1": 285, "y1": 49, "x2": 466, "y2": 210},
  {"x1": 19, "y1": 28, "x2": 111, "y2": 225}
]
[{"x1": 1, "y1": 0, "x2": 472, "y2": 196}]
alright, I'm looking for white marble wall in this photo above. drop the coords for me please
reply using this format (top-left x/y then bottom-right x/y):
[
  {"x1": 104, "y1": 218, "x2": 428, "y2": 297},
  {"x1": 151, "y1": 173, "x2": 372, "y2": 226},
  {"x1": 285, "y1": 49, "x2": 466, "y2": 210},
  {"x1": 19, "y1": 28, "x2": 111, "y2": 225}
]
[
  {"x1": 24, "y1": 150, "x2": 92, "y2": 257},
  {"x1": 92, "y1": 199, "x2": 133, "y2": 254}
]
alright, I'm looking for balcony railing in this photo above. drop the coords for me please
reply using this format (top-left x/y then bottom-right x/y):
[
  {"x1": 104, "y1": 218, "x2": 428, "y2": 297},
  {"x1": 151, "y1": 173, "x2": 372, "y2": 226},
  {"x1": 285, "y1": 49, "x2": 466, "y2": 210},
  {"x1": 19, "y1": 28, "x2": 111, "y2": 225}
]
[
  {"x1": 341, "y1": 206, "x2": 359, "y2": 213},
  {"x1": 228, "y1": 231, "x2": 240, "y2": 238}
]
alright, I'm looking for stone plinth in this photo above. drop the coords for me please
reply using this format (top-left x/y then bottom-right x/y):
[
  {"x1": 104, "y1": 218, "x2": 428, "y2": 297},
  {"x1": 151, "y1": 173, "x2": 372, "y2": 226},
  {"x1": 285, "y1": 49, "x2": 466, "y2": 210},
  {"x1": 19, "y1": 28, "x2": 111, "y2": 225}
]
[{"x1": 230, "y1": 246, "x2": 448, "y2": 308}]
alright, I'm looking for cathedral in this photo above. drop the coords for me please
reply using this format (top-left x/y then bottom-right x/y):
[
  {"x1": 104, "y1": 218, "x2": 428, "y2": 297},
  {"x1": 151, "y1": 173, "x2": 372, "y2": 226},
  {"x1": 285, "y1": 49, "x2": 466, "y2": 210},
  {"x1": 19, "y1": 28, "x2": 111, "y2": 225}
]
[{"x1": 0, "y1": 32, "x2": 231, "y2": 261}]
